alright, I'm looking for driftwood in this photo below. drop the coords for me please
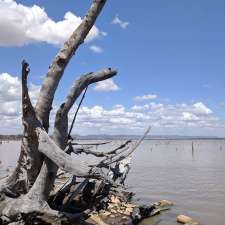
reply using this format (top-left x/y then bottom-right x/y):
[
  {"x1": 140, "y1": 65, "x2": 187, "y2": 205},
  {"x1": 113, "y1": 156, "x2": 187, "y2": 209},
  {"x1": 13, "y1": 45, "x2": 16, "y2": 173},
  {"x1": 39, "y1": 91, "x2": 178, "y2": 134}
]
[{"x1": 0, "y1": 1, "x2": 172, "y2": 224}]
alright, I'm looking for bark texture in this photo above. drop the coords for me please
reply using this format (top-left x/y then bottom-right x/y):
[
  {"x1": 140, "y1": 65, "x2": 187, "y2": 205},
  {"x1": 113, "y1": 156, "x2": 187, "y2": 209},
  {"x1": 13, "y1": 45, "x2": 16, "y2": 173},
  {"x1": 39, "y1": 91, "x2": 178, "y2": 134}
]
[
  {"x1": 1, "y1": 0, "x2": 107, "y2": 196},
  {"x1": 28, "y1": 69, "x2": 117, "y2": 201},
  {"x1": 1, "y1": 61, "x2": 41, "y2": 195},
  {"x1": 35, "y1": 0, "x2": 107, "y2": 131}
]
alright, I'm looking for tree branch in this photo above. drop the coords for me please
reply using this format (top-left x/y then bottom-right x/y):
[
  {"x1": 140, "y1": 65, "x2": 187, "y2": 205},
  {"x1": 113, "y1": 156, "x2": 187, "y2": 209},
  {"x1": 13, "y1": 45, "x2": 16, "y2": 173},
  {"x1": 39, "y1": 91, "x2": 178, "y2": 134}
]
[
  {"x1": 71, "y1": 141, "x2": 112, "y2": 146},
  {"x1": 103, "y1": 126, "x2": 151, "y2": 166},
  {"x1": 68, "y1": 87, "x2": 88, "y2": 138},
  {"x1": 92, "y1": 126, "x2": 151, "y2": 168},
  {"x1": 35, "y1": 0, "x2": 107, "y2": 131},
  {"x1": 72, "y1": 147, "x2": 108, "y2": 157},
  {"x1": 28, "y1": 68, "x2": 117, "y2": 201},
  {"x1": 53, "y1": 68, "x2": 117, "y2": 149},
  {"x1": 36, "y1": 128, "x2": 98, "y2": 178},
  {"x1": 21, "y1": 60, "x2": 36, "y2": 123},
  {"x1": 71, "y1": 140, "x2": 131, "y2": 158},
  {"x1": 61, "y1": 68, "x2": 117, "y2": 116}
]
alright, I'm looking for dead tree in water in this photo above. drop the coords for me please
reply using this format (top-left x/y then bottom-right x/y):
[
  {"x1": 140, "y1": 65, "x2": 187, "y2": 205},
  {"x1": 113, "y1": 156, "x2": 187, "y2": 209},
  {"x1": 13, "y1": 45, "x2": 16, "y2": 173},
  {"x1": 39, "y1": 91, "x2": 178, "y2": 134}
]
[{"x1": 0, "y1": 1, "x2": 152, "y2": 224}]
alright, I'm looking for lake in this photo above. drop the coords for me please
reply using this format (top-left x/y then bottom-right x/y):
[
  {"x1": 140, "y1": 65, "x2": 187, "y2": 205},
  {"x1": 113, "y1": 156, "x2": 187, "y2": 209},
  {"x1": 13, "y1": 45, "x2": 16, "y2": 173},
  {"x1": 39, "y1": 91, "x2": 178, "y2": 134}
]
[{"x1": 0, "y1": 139, "x2": 225, "y2": 225}]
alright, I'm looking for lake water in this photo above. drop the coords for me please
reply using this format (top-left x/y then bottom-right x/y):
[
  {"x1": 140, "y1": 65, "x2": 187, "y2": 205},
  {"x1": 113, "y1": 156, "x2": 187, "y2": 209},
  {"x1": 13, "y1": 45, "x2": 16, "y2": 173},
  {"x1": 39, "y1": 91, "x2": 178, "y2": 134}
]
[{"x1": 0, "y1": 139, "x2": 225, "y2": 225}]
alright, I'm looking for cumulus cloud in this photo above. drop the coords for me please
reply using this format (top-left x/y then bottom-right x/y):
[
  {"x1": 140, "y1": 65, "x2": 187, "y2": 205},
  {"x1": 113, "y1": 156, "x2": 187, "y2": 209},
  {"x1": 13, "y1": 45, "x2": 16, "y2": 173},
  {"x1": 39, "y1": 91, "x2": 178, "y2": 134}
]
[
  {"x1": 0, "y1": 73, "x2": 224, "y2": 136},
  {"x1": 182, "y1": 112, "x2": 199, "y2": 121},
  {"x1": 192, "y1": 102, "x2": 212, "y2": 115},
  {"x1": 112, "y1": 15, "x2": 129, "y2": 29},
  {"x1": 94, "y1": 79, "x2": 120, "y2": 92},
  {"x1": 0, "y1": 73, "x2": 21, "y2": 102},
  {"x1": 134, "y1": 94, "x2": 158, "y2": 101},
  {"x1": 0, "y1": 73, "x2": 40, "y2": 133},
  {"x1": 63, "y1": 101, "x2": 224, "y2": 136},
  {"x1": 89, "y1": 45, "x2": 104, "y2": 53},
  {"x1": 0, "y1": 0, "x2": 105, "y2": 47}
]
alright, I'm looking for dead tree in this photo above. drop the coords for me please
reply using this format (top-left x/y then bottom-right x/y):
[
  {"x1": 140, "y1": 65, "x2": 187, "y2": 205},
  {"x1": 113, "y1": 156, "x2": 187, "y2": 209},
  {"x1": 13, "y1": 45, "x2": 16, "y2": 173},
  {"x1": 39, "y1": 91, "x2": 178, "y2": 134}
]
[{"x1": 0, "y1": 1, "x2": 151, "y2": 224}]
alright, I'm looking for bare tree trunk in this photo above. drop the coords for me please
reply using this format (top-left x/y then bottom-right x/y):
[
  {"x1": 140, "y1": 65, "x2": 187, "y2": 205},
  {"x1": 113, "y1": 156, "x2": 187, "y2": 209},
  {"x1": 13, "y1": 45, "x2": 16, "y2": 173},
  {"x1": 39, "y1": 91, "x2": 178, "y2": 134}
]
[
  {"x1": 28, "y1": 69, "x2": 117, "y2": 202},
  {"x1": 0, "y1": 64, "x2": 117, "y2": 221},
  {"x1": 1, "y1": 61, "x2": 41, "y2": 195},
  {"x1": 1, "y1": 0, "x2": 107, "y2": 196}
]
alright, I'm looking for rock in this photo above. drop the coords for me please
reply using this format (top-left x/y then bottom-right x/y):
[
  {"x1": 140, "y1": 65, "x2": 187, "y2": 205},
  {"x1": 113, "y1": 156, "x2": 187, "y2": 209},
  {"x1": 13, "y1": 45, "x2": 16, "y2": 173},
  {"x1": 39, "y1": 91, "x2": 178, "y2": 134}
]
[
  {"x1": 177, "y1": 215, "x2": 192, "y2": 223},
  {"x1": 110, "y1": 195, "x2": 121, "y2": 204},
  {"x1": 176, "y1": 214, "x2": 200, "y2": 225},
  {"x1": 123, "y1": 203, "x2": 137, "y2": 208},
  {"x1": 159, "y1": 200, "x2": 173, "y2": 207},
  {"x1": 109, "y1": 208, "x2": 117, "y2": 214},
  {"x1": 123, "y1": 207, "x2": 133, "y2": 215},
  {"x1": 89, "y1": 213, "x2": 108, "y2": 225},
  {"x1": 148, "y1": 199, "x2": 173, "y2": 216},
  {"x1": 186, "y1": 222, "x2": 201, "y2": 225},
  {"x1": 177, "y1": 215, "x2": 193, "y2": 224}
]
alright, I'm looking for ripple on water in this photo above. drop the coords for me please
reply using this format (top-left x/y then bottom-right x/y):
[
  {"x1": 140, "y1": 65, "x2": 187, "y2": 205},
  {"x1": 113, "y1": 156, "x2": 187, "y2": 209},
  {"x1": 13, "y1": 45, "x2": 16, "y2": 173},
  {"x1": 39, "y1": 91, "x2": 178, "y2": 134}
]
[{"x1": 1, "y1": 139, "x2": 225, "y2": 225}]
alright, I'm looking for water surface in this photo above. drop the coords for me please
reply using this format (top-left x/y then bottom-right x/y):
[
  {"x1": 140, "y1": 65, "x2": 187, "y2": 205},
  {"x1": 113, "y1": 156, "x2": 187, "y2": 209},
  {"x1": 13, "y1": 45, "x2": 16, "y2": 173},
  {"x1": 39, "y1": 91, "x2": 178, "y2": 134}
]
[{"x1": 0, "y1": 139, "x2": 225, "y2": 225}]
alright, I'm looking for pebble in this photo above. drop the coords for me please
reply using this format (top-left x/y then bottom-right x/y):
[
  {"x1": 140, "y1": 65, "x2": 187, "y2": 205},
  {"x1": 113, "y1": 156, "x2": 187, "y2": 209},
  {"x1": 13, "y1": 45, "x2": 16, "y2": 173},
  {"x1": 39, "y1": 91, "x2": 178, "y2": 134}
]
[
  {"x1": 177, "y1": 215, "x2": 192, "y2": 223},
  {"x1": 177, "y1": 215, "x2": 200, "y2": 225}
]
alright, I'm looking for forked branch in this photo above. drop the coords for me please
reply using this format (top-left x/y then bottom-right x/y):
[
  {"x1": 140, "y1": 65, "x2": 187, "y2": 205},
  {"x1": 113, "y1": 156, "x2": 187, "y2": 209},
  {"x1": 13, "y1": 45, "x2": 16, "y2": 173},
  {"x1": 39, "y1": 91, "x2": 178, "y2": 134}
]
[
  {"x1": 60, "y1": 68, "x2": 117, "y2": 116},
  {"x1": 35, "y1": 0, "x2": 107, "y2": 130}
]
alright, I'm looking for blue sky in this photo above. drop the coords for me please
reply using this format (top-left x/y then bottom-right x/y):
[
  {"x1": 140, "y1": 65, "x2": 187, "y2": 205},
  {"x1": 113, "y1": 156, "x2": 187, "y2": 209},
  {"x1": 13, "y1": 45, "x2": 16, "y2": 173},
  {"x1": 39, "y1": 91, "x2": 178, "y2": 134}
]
[{"x1": 0, "y1": 0, "x2": 225, "y2": 136}]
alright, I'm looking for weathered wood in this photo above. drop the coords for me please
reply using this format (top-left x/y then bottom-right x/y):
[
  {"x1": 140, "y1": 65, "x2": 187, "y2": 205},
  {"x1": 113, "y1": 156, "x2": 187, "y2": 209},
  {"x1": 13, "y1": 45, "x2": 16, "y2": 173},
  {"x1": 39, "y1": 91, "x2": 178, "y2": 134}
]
[
  {"x1": 28, "y1": 67, "x2": 117, "y2": 202},
  {"x1": 6, "y1": 1, "x2": 108, "y2": 198},
  {"x1": 101, "y1": 126, "x2": 151, "y2": 166},
  {"x1": 35, "y1": 0, "x2": 107, "y2": 131},
  {"x1": 72, "y1": 140, "x2": 131, "y2": 158},
  {"x1": 37, "y1": 128, "x2": 95, "y2": 177},
  {"x1": 1, "y1": 61, "x2": 41, "y2": 195},
  {"x1": 71, "y1": 141, "x2": 112, "y2": 146}
]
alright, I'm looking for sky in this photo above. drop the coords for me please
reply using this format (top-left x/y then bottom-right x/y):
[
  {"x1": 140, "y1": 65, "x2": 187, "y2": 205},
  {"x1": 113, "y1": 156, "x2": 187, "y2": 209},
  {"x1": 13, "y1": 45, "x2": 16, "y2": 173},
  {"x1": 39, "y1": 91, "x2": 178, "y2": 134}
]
[{"x1": 0, "y1": 0, "x2": 225, "y2": 136}]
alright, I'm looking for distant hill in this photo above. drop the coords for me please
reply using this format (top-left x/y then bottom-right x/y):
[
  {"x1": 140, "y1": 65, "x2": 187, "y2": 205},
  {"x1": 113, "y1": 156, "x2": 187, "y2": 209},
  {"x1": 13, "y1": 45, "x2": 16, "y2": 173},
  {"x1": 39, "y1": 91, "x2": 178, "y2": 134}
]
[
  {"x1": 0, "y1": 134, "x2": 224, "y2": 141},
  {"x1": 71, "y1": 134, "x2": 225, "y2": 140},
  {"x1": 0, "y1": 134, "x2": 23, "y2": 141}
]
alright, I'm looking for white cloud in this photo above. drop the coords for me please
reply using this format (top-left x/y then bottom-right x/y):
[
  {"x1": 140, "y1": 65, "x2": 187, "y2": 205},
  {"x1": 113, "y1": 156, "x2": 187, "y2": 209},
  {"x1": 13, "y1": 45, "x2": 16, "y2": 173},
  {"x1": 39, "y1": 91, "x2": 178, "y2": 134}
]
[
  {"x1": 192, "y1": 102, "x2": 212, "y2": 115},
  {"x1": 131, "y1": 104, "x2": 149, "y2": 111},
  {"x1": 64, "y1": 101, "x2": 224, "y2": 136},
  {"x1": 94, "y1": 79, "x2": 120, "y2": 92},
  {"x1": 0, "y1": 73, "x2": 224, "y2": 136},
  {"x1": 0, "y1": 73, "x2": 40, "y2": 133},
  {"x1": 134, "y1": 94, "x2": 158, "y2": 101},
  {"x1": 0, "y1": 73, "x2": 21, "y2": 102},
  {"x1": 0, "y1": 0, "x2": 105, "y2": 47},
  {"x1": 89, "y1": 45, "x2": 104, "y2": 53},
  {"x1": 182, "y1": 112, "x2": 199, "y2": 121},
  {"x1": 112, "y1": 15, "x2": 129, "y2": 29}
]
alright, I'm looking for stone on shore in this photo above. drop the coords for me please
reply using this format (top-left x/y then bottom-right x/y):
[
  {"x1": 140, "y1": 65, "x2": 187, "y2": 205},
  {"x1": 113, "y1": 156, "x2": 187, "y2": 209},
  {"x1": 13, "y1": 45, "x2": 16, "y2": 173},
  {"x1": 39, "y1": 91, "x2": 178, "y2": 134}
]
[{"x1": 177, "y1": 214, "x2": 200, "y2": 225}]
